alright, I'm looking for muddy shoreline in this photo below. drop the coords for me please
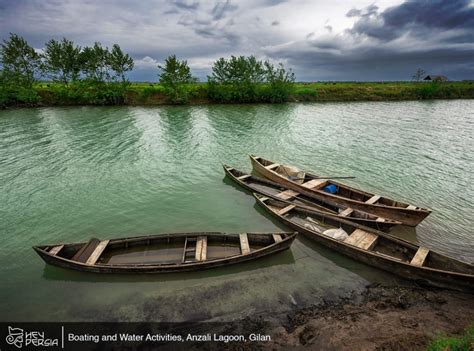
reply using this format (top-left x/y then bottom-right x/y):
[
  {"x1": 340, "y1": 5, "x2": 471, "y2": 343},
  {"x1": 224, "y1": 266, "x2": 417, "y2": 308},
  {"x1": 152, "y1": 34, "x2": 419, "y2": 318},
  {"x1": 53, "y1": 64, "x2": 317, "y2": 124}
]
[{"x1": 195, "y1": 283, "x2": 474, "y2": 350}]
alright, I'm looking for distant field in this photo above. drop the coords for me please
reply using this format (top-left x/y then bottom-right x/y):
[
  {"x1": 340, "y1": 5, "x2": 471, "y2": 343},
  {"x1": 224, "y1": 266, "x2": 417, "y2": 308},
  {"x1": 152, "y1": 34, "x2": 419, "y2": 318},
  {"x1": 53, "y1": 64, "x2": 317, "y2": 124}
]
[{"x1": 32, "y1": 81, "x2": 474, "y2": 105}]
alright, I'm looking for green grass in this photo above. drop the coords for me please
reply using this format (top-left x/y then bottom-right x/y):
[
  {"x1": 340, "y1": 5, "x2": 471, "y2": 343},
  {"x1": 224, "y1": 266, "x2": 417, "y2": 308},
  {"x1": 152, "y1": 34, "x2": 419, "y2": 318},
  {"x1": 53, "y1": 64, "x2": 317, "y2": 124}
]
[
  {"x1": 427, "y1": 326, "x2": 474, "y2": 351},
  {"x1": 293, "y1": 81, "x2": 474, "y2": 101},
  {"x1": 25, "y1": 80, "x2": 474, "y2": 106}
]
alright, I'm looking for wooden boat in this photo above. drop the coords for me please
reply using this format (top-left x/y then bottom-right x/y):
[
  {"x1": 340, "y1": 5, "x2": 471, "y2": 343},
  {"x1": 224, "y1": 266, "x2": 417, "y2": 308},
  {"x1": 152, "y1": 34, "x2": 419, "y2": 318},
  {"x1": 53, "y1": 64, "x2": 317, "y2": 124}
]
[
  {"x1": 250, "y1": 155, "x2": 431, "y2": 226},
  {"x1": 254, "y1": 193, "x2": 474, "y2": 291},
  {"x1": 33, "y1": 231, "x2": 297, "y2": 274},
  {"x1": 224, "y1": 164, "x2": 401, "y2": 232}
]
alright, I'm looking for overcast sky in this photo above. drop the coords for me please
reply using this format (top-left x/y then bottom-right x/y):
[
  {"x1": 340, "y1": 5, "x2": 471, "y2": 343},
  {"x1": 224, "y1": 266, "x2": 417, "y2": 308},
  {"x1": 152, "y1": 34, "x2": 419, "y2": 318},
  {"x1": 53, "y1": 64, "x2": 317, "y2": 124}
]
[{"x1": 1, "y1": 0, "x2": 473, "y2": 81}]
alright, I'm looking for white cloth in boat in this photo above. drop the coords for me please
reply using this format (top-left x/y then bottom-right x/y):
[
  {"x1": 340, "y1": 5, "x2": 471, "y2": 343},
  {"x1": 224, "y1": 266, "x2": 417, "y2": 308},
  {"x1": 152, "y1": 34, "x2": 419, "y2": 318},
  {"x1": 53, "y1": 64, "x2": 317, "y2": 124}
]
[
  {"x1": 304, "y1": 217, "x2": 348, "y2": 241},
  {"x1": 276, "y1": 165, "x2": 306, "y2": 184}
]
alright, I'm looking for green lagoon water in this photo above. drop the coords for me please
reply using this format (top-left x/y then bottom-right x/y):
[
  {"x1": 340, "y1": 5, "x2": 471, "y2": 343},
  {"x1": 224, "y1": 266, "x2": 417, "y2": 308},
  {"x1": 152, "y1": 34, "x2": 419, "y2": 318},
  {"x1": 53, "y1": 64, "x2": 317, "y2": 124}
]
[{"x1": 0, "y1": 101, "x2": 473, "y2": 321}]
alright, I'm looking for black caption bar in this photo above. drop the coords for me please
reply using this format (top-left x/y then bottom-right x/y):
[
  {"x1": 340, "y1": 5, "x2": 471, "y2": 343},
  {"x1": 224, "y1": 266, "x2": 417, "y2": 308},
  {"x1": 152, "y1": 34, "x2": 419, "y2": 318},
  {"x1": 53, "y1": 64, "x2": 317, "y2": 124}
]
[{"x1": 0, "y1": 322, "x2": 273, "y2": 350}]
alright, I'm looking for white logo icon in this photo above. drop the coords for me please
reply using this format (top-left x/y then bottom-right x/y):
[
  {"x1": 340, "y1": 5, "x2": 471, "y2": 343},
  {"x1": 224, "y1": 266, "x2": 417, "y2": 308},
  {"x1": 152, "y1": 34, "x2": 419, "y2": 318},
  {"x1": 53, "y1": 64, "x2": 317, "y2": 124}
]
[{"x1": 6, "y1": 326, "x2": 24, "y2": 348}]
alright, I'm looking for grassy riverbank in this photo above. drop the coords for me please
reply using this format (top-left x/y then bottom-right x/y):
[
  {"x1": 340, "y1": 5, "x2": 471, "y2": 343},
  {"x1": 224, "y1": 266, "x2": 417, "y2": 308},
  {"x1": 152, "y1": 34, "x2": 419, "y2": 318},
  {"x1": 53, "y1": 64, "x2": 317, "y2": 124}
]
[{"x1": 25, "y1": 81, "x2": 474, "y2": 107}]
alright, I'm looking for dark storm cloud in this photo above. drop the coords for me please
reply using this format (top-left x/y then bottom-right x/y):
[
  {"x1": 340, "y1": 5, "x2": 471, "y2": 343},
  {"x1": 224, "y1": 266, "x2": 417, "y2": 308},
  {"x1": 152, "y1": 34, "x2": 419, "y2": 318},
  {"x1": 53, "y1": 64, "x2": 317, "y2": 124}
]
[
  {"x1": 348, "y1": 0, "x2": 474, "y2": 41},
  {"x1": 262, "y1": 0, "x2": 288, "y2": 6},
  {"x1": 265, "y1": 0, "x2": 474, "y2": 80},
  {"x1": 176, "y1": 0, "x2": 239, "y2": 45},
  {"x1": 211, "y1": 0, "x2": 238, "y2": 20},
  {"x1": 172, "y1": 0, "x2": 200, "y2": 11},
  {"x1": 1, "y1": 0, "x2": 473, "y2": 81}
]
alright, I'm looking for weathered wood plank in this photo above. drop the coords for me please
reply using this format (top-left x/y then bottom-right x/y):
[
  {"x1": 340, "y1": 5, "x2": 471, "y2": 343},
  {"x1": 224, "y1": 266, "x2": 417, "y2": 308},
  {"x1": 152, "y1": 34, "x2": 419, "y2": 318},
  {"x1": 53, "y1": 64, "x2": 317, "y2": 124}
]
[
  {"x1": 301, "y1": 179, "x2": 327, "y2": 189},
  {"x1": 365, "y1": 195, "x2": 381, "y2": 204},
  {"x1": 265, "y1": 163, "x2": 279, "y2": 170},
  {"x1": 278, "y1": 204, "x2": 296, "y2": 216},
  {"x1": 276, "y1": 189, "x2": 299, "y2": 200},
  {"x1": 72, "y1": 238, "x2": 100, "y2": 263},
  {"x1": 375, "y1": 251, "x2": 402, "y2": 261},
  {"x1": 344, "y1": 229, "x2": 378, "y2": 250},
  {"x1": 411, "y1": 247, "x2": 429, "y2": 266},
  {"x1": 49, "y1": 245, "x2": 64, "y2": 256},
  {"x1": 240, "y1": 233, "x2": 250, "y2": 255},
  {"x1": 272, "y1": 234, "x2": 282, "y2": 243},
  {"x1": 195, "y1": 236, "x2": 207, "y2": 261},
  {"x1": 85, "y1": 240, "x2": 110, "y2": 265},
  {"x1": 237, "y1": 174, "x2": 251, "y2": 180},
  {"x1": 339, "y1": 208, "x2": 354, "y2": 217}
]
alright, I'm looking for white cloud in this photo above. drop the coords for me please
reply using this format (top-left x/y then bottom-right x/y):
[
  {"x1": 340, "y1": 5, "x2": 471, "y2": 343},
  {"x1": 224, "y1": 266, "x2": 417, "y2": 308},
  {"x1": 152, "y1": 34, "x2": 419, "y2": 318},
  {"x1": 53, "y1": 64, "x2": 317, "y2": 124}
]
[{"x1": 134, "y1": 56, "x2": 160, "y2": 69}]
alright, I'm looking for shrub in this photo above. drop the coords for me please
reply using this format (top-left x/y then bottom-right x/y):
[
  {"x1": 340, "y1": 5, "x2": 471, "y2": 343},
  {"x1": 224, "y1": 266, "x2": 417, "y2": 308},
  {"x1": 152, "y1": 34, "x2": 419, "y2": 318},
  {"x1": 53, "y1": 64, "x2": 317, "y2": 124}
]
[
  {"x1": 427, "y1": 326, "x2": 474, "y2": 351},
  {"x1": 207, "y1": 56, "x2": 295, "y2": 103},
  {"x1": 158, "y1": 55, "x2": 197, "y2": 104},
  {"x1": 417, "y1": 82, "x2": 441, "y2": 99}
]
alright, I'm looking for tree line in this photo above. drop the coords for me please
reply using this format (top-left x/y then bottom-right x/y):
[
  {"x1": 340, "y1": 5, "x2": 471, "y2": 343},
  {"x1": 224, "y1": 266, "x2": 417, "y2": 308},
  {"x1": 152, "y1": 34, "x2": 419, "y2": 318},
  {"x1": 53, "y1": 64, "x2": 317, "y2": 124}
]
[
  {"x1": 0, "y1": 33, "x2": 134, "y2": 106},
  {"x1": 0, "y1": 33, "x2": 295, "y2": 107}
]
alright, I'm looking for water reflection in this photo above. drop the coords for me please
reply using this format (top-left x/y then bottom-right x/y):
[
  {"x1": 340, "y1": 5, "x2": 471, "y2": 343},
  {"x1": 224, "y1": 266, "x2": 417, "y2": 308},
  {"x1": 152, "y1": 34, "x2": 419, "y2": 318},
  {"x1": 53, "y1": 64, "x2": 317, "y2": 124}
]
[
  {"x1": 40, "y1": 248, "x2": 296, "y2": 283},
  {"x1": 46, "y1": 107, "x2": 143, "y2": 165},
  {"x1": 1, "y1": 101, "x2": 473, "y2": 321}
]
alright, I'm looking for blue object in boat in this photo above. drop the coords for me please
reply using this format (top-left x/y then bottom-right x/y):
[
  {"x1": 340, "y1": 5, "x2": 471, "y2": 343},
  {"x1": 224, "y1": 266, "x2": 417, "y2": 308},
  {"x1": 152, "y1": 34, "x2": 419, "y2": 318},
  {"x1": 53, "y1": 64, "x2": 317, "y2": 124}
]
[{"x1": 323, "y1": 184, "x2": 338, "y2": 194}]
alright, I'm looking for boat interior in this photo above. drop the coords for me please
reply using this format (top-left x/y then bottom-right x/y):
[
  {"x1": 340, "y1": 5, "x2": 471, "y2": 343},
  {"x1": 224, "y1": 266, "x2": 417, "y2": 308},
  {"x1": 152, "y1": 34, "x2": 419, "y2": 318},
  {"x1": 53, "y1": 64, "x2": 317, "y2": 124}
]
[
  {"x1": 259, "y1": 196, "x2": 473, "y2": 275},
  {"x1": 227, "y1": 166, "x2": 395, "y2": 223},
  {"x1": 255, "y1": 157, "x2": 423, "y2": 210},
  {"x1": 40, "y1": 233, "x2": 289, "y2": 266}
]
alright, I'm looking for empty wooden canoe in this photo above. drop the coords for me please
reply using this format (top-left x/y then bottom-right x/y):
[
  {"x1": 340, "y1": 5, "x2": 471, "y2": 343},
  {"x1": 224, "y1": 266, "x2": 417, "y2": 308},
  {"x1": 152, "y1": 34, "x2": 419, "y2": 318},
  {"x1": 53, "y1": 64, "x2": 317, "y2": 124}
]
[
  {"x1": 33, "y1": 232, "x2": 297, "y2": 274},
  {"x1": 224, "y1": 164, "x2": 401, "y2": 232},
  {"x1": 250, "y1": 155, "x2": 431, "y2": 226},
  {"x1": 254, "y1": 193, "x2": 474, "y2": 292}
]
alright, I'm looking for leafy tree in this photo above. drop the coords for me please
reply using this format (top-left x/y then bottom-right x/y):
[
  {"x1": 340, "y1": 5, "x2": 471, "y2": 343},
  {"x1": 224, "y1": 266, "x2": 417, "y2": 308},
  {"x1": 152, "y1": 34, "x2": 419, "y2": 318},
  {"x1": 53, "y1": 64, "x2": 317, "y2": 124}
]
[
  {"x1": 264, "y1": 61, "x2": 295, "y2": 102},
  {"x1": 208, "y1": 55, "x2": 294, "y2": 102},
  {"x1": 158, "y1": 55, "x2": 196, "y2": 103},
  {"x1": 108, "y1": 44, "x2": 134, "y2": 83},
  {"x1": 208, "y1": 56, "x2": 266, "y2": 102},
  {"x1": 0, "y1": 33, "x2": 41, "y2": 87},
  {"x1": 412, "y1": 68, "x2": 426, "y2": 82},
  {"x1": 43, "y1": 38, "x2": 82, "y2": 85},
  {"x1": 80, "y1": 42, "x2": 110, "y2": 82},
  {"x1": 208, "y1": 55, "x2": 265, "y2": 84}
]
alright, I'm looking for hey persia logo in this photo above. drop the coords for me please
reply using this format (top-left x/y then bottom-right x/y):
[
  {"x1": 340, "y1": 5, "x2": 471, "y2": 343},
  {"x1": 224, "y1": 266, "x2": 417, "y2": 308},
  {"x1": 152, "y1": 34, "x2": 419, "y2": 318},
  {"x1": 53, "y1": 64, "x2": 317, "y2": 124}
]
[{"x1": 5, "y1": 326, "x2": 59, "y2": 348}]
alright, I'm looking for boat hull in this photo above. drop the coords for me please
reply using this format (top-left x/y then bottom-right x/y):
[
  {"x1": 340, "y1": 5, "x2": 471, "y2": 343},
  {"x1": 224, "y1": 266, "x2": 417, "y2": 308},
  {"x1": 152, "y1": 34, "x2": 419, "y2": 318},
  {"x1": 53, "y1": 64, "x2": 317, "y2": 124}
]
[
  {"x1": 34, "y1": 232, "x2": 297, "y2": 274},
  {"x1": 250, "y1": 155, "x2": 431, "y2": 226},
  {"x1": 223, "y1": 165, "x2": 400, "y2": 232},
  {"x1": 255, "y1": 195, "x2": 474, "y2": 292}
]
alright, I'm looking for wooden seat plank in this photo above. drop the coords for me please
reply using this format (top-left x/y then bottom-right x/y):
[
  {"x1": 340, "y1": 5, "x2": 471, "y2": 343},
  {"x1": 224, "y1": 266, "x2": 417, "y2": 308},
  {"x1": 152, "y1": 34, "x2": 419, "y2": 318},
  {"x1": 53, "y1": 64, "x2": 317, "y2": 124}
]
[
  {"x1": 195, "y1": 236, "x2": 207, "y2": 261},
  {"x1": 237, "y1": 174, "x2": 251, "y2": 180},
  {"x1": 49, "y1": 245, "x2": 64, "y2": 256},
  {"x1": 86, "y1": 240, "x2": 110, "y2": 265},
  {"x1": 301, "y1": 179, "x2": 327, "y2": 189},
  {"x1": 344, "y1": 229, "x2": 378, "y2": 250},
  {"x1": 276, "y1": 189, "x2": 299, "y2": 200},
  {"x1": 272, "y1": 234, "x2": 282, "y2": 243},
  {"x1": 72, "y1": 238, "x2": 101, "y2": 263},
  {"x1": 265, "y1": 163, "x2": 279, "y2": 170},
  {"x1": 278, "y1": 204, "x2": 296, "y2": 216},
  {"x1": 365, "y1": 195, "x2": 381, "y2": 204},
  {"x1": 339, "y1": 208, "x2": 354, "y2": 217},
  {"x1": 411, "y1": 247, "x2": 429, "y2": 266},
  {"x1": 240, "y1": 233, "x2": 251, "y2": 255}
]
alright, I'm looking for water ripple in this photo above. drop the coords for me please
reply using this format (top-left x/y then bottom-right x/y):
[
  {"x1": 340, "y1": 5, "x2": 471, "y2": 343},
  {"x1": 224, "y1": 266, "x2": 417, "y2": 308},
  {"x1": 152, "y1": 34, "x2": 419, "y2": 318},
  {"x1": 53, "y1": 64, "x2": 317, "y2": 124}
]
[{"x1": 0, "y1": 102, "x2": 473, "y2": 275}]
